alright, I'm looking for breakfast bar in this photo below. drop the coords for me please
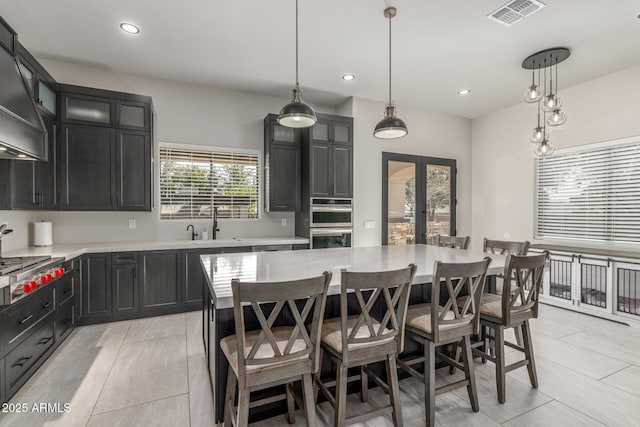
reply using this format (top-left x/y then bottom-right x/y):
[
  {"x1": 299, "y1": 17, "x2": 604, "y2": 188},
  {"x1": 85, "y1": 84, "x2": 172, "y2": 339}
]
[{"x1": 200, "y1": 245, "x2": 507, "y2": 423}]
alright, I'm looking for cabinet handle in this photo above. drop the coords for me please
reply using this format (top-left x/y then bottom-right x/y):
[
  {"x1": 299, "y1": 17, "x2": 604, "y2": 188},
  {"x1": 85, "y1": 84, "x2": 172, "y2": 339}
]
[
  {"x1": 42, "y1": 301, "x2": 53, "y2": 309},
  {"x1": 38, "y1": 336, "x2": 53, "y2": 345},
  {"x1": 19, "y1": 314, "x2": 34, "y2": 325},
  {"x1": 13, "y1": 356, "x2": 33, "y2": 368},
  {"x1": 62, "y1": 318, "x2": 72, "y2": 325},
  {"x1": 63, "y1": 288, "x2": 71, "y2": 295}
]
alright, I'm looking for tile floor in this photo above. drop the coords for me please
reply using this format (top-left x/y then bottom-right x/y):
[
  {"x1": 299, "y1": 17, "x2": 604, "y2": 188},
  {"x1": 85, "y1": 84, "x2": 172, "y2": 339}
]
[{"x1": 1, "y1": 305, "x2": 640, "y2": 426}]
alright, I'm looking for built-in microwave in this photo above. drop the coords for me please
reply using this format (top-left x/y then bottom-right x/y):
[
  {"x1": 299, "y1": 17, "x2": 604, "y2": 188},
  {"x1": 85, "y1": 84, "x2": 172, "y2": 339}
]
[
  {"x1": 310, "y1": 198, "x2": 353, "y2": 228},
  {"x1": 309, "y1": 228, "x2": 352, "y2": 249}
]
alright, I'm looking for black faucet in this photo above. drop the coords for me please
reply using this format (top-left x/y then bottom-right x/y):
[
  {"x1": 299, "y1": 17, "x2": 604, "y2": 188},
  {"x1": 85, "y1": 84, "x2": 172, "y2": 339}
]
[
  {"x1": 186, "y1": 224, "x2": 198, "y2": 241},
  {"x1": 212, "y1": 207, "x2": 220, "y2": 240}
]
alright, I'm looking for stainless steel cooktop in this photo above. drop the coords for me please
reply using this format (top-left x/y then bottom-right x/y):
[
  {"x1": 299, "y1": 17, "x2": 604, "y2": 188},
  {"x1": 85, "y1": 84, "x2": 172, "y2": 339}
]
[{"x1": 0, "y1": 256, "x2": 52, "y2": 276}]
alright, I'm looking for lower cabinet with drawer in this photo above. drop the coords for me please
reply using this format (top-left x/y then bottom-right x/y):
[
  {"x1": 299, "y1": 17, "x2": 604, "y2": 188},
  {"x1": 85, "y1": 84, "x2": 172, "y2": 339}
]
[
  {"x1": 6, "y1": 286, "x2": 55, "y2": 354},
  {"x1": 57, "y1": 298, "x2": 75, "y2": 342},
  {"x1": 5, "y1": 317, "x2": 55, "y2": 397}
]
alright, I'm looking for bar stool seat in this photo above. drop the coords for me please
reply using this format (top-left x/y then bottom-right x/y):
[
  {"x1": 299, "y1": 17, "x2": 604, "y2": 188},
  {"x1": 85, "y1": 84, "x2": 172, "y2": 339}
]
[
  {"x1": 221, "y1": 326, "x2": 310, "y2": 375},
  {"x1": 406, "y1": 304, "x2": 457, "y2": 333},
  {"x1": 456, "y1": 294, "x2": 523, "y2": 321},
  {"x1": 320, "y1": 315, "x2": 394, "y2": 353}
]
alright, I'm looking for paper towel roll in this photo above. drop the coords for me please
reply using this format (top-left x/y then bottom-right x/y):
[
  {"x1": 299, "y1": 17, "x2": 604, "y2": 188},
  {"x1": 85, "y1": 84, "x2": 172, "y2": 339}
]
[{"x1": 34, "y1": 222, "x2": 53, "y2": 247}]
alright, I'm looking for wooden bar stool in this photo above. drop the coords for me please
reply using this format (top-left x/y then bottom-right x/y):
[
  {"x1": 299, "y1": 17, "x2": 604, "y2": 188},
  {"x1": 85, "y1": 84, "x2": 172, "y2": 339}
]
[
  {"x1": 473, "y1": 252, "x2": 547, "y2": 403},
  {"x1": 221, "y1": 272, "x2": 332, "y2": 427},
  {"x1": 398, "y1": 257, "x2": 491, "y2": 427},
  {"x1": 433, "y1": 234, "x2": 471, "y2": 250},
  {"x1": 315, "y1": 264, "x2": 417, "y2": 427}
]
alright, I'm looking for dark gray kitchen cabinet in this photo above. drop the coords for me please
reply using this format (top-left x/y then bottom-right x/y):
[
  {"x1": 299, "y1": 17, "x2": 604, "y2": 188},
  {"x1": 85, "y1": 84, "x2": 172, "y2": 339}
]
[
  {"x1": 184, "y1": 249, "x2": 209, "y2": 308},
  {"x1": 61, "y1": 93, "x2": 115, "y2": 127},
  {"x1": 0, "y1": 355, "x2": 5, "y2": 405},
  {"x1": 116, "y1": 130, "x2": 151, "y2": 210},
  {"x1": 0, "y1": 116, "x2": 57, "y2": 210},
  {"x1": 112, "y1": 264, "x2": 138, "y2": 314},
  {"x1": 82, "y1": 254, "x2": 112, "y2": 320},
  {"x1": 263, "y1": 115, "x2": 301, "y2": 212},
  {"x1": 139, "y1": 251, "x2": 181, "y2": 311},
  {"x1": 58, "y1": 124, "x2": 115, "y2": 210},
  {"x1": 17, "y1": 43, "x2": 57, "y2": 119},
  {"x1": 303, "y1": 114, "x2": 354, "y2": 199}
]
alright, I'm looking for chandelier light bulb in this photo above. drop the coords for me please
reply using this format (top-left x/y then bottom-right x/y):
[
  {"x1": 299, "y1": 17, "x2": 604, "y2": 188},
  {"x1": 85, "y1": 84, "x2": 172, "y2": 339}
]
[
  {"x1": 547, "y1": 109, "x2": 567, "y2": 126},
  {"x1": 530, "y1": 126, "x2": 547, "y2": 144},
  {"x1": 542, "y1": 94, "x2": 562, "y2": 112},
  {"x1": 524, "y1": 85, "x2": 542, "y2": 103},
  {"x1": 534, "y1": 139, "x2": 556, "y2": 158}
]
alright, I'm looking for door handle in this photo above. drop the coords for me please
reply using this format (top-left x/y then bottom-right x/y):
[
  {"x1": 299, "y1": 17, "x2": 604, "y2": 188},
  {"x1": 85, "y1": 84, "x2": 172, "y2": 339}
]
[{"x1": 13, "y1": 355, "x2": 33, "y2": 367}]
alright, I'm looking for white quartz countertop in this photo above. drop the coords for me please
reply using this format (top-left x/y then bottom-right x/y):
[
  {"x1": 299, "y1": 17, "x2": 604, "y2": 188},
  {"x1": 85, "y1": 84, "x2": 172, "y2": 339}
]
[
  {"x1": 2, "y1": 237, "x2": 309, "y2": 261},
  {"x1": 201, "y1": 245, "x2": 508, "y2": 309}
]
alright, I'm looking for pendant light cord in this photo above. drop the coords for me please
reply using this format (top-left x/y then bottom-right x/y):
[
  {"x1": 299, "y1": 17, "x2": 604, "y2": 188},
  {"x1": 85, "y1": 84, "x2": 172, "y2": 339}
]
[
  {"x1": 388, "y1": 13, "x2": 392, "y2": 103},
  {"x1": 295, "y1": 0, "x2": 299, "y2": 87}
]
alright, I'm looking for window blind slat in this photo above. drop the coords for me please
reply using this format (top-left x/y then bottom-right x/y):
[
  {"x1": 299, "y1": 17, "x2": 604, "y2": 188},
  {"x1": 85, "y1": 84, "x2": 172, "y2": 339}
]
[{"x1": 536, "y1": 140, "x2": 640, "y2": 244}]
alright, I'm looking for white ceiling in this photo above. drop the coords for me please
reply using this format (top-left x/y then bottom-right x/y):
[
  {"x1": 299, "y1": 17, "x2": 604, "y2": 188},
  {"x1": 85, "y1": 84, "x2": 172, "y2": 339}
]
[{"x1": 2, "y1": 0, "x2": 640, "y2": 118}]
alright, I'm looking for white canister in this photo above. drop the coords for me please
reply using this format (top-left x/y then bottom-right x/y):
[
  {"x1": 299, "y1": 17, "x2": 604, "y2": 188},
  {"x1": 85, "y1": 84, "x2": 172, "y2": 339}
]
[
  {"x1": 201, "y1": 231, "x2": 209, "y2": 240},
  {"x1": 34, "y1": 221, "x2": 53, "y2": 247}
]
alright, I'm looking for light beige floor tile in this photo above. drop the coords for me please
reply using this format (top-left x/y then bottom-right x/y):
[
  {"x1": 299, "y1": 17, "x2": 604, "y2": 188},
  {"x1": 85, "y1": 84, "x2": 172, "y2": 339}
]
[
  {"x1": 561, "y1": 329, "x2": 640, "y2": 366},
  {"x1": 531, "y1": 333, "x2": 630, "y2": 380},
  {"x1": 187, "y1": 310, "x2": 205, "y2": 357},
  {"x1": 87, "y1": 394, "x2": 190, "y2": 427},
  {"x1": 123, "y1": 313, "x2": 186, "y2": 343},
  {"x1": 529, "y1": 316, "x2": 584, "y2": 339},
  {"x1": 188, "y1": 355, "x2": 216, "y2": 427},
  {"x1": 601, "y1": 365, "x2": 640, "y2": 398},
  {"x1": 508, "y1": 355, "x2": 640, "y2": 426},
  {"x1": 93, "y1": 335, "x2": 188, "y2": 414},
  {"x1": 0, "y1": 373, "x2": 108, "y2": 427},
  {"x1": 503, "y1": 400, "x2": 606, "y2": 427}
]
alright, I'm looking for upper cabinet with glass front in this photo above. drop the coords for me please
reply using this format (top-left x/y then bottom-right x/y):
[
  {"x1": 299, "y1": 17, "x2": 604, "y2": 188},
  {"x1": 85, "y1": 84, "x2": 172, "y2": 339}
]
[
  {"x1": 17, "y1": 43, "x2": 57, "y2": 118},
  {"x1": 61, "y1": 92, "x2": 115, "y2": 126},
  {"x1": 117, "y1": 100, "x2": 150, "y2": 130}
]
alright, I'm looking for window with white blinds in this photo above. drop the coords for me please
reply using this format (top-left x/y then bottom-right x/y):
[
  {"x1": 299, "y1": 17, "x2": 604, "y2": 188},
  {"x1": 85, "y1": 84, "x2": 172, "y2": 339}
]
[
  {"x1": 535, "y1": 139, "x2": 640, "y2": 244},
  {"x1": 159, "y1": 146, "x2": 259, "y2": 220}
]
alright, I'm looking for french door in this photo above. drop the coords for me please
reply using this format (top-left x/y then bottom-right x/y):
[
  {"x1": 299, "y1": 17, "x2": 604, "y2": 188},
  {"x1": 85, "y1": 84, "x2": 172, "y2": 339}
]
[{"x1": 382, "y1": 152, "x2": 457, "y2": 245}]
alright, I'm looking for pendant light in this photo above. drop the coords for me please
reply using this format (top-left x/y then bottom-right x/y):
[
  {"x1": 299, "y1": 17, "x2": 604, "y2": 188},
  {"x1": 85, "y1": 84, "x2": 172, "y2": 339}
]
[
  {"x1": 277, "y1": 0, "x2": 317, "y2": 128},
  {"x1": 529, "y1": 103, "x2": 547, "y2": 144},
  {"x1": 524, "y1": 61, "x2": 543, "y2": 103},
  {"x1": 541, "y1": 58, "x2": 562, "y2": 112},
  {"x1": 374, "y1": 7, "x2": 408, "y2": 139}
]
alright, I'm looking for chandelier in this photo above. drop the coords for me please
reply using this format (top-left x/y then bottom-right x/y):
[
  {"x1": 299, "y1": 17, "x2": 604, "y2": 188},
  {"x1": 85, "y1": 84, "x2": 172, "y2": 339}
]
[{"x1": 522, "y1": 47, "x2": 571, "y2": 158}]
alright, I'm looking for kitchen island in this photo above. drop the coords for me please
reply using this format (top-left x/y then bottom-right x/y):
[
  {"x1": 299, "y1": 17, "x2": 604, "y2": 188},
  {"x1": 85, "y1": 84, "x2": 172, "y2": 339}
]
[{"x1": 200, "y1": 245, "x2": 508, "y2": 423}]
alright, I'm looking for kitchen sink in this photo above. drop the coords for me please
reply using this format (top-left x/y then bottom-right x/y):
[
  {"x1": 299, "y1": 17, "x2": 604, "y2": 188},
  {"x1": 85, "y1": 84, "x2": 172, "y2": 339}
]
[{"x1": 188, "y1": 237, "x2": 242, "y2": 244}]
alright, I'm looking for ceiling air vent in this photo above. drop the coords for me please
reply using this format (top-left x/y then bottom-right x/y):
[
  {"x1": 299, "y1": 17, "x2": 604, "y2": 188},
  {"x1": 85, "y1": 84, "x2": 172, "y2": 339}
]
[{"x1": 487, "y1": 0, "x2": 546, "y2": 26}]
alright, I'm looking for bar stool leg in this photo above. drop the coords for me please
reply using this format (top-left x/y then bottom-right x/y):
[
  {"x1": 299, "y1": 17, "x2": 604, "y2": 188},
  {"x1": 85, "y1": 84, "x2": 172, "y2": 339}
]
[
  {"x1": 522, "y1": 321, "x2": 539, "y2": 388},
  {"x1": 494, "y1": 325, "x2": 506, "y2": 404},
  {"x1": 461, "y1": 335, "x2": 479, "y2": 412},
  {"x1": 286, "y1": 383, "x2": 296, "y2": 424},
  {"x1": 237, "y1": 388, "x2": 251, "y2": 427},
  {"x1": 360, "y1": 365, "x2": 369, "y2": 402},
  {"x1": 424, "y1": 341, "x2": 436, "y2": 427},
  {"x1": 448, "y1": 341, "x2": 459, "y2": 374},
  {"x1": 481, "y1": 325, "x2": 489, "y2": 364},
  {"x1": 335, "y1": 364, "x2": 348, "y2": 427},
  {"x1": 385, "y1": 354, "x2": 403, "y2": 427},
  {"x1": 301, "y1": 373, "x2": 317, "y2": 427},
  {"x1": 223, "y1": 368, "x2": 237, "y2": 427}
]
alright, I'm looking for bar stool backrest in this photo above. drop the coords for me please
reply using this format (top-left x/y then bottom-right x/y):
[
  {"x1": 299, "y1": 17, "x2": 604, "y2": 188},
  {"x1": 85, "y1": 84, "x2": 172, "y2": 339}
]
[
  {"x1": 434, "y1": 234, "x2": 471, "y2": 250},
  {"x1": 431, "y1": 257, "x2": 491, "y2": 342},
  {"x1": 501, "y1": 252, "x2": 548, "y2": 324},
  {"x1": 483, "y1": 238, "x2": 530, "y2": 256},
  {"x1": 339, "y1": 264, "x2": 417, "y2": 362},
  {"x1": 231, "y1": 271, "x2": 332, "y2": 383}
]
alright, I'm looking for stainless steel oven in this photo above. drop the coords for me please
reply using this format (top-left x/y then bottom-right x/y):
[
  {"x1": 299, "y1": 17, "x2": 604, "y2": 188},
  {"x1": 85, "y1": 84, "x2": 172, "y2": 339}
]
[
  {"x1": 309, "y1": 228, "x2": 352, "y2": 249},
  {"x1": 310, "y1": 198, "x2": 353, "y2": 228}
]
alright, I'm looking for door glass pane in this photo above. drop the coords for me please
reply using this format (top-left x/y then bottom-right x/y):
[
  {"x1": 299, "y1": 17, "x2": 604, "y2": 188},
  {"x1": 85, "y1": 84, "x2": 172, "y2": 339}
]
[
  {"x1": 333, "y1": 123, "x2": 350, "y2": 143},
  {"x1": 38, "y1": 81, "x2": 56, "y2": 115},
  {"x1": 273, "y1": 123, "x2": 295, "y2": 142},
  {"x1": 66, "y1": 97, "x2": 110, "y2": 123},
  {"x1": 120, "y1": 104, "x2": 145, "y2": 128},
  {"x1": 426, "y1": 164, "x2": 451, "y2": 241},
  {"x1": 387, "y1": 161, "x2": 416, "y2": 245}
]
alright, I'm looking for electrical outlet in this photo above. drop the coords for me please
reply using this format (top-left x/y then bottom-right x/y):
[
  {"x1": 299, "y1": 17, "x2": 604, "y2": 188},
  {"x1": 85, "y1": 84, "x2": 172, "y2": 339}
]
[
  {"x1": 281, "y1": 218, "x2": 287, "y2": 226},
  {"x1": 128, "y1": 219, "x2": 136, "y2": 229},
  {"x1": 364, "y1": 220, "x2": 375, "y2": 229}
]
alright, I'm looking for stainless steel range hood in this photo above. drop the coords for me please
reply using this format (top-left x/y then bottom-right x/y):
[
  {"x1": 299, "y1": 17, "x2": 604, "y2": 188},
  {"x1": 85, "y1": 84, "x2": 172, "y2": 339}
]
[{"x1": 0, "y1": 16, "x2": 47, "y2": 160}]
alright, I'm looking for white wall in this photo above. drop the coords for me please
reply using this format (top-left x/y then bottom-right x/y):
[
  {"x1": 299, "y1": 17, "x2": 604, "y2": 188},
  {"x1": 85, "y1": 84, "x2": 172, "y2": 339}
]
[
  {"x1": 345, "y1": 97, "x2": 473, "y2": 247},
  {"x1": 471, "y1": 64, "x2": 640, "y2": 251},
  {"x1": 0, "y1": 58, "x2": 337, "y2": 249}
]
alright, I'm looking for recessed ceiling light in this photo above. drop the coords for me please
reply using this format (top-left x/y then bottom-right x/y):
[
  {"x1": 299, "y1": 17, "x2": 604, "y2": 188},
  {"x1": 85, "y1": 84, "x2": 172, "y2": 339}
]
[
  {"x1": 457, "y1": 89, "x2": 471, "y2": 96},
  {"x1": 342, "y1": 74, "x2": 356, "y2": 81},
  {"x1": 0, "y1": 147, "x2": 7, "y2": 152},
  {"x1": 120, "y1": 23, "x2": 140, "y2": 34},
  {"x1": 17, "y1": 154, "x2": 27, "y2": 158}
]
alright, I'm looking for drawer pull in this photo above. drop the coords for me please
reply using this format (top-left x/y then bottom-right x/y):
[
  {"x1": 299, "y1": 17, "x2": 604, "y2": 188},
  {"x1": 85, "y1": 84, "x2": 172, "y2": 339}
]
[
  {"x1": 13, "y1": 356, "x2": 33, "y2": 368},
  {"x1": 19, "y1": 314, "x2": 34, "y2": 325},
  {"x1": 42, "y1": 301, "x2": 53, "y2": 309},
  {"x1": 63, "y1": 288, "x2": 72, "y2": 295},
  {"x1": 62, "y1": 318, "x2": 72, "y2": 325},
  {"x1": 38, "y1": 336, "x2": 53, "y2": 345}
]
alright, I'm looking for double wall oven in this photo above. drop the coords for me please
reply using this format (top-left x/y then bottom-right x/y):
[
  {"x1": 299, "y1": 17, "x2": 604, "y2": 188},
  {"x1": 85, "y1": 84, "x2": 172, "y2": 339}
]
[{"x1": 308, "y1": 198, "x2": 353, "y2": 249}]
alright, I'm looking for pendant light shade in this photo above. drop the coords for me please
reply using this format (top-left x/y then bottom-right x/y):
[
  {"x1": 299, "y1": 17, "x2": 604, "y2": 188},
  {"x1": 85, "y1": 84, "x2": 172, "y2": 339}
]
[
  {"x1": 534, "y1": 139, "x2": 556, "y2": 158},
  {"x1": 547, "y1": 109, "x2": 567, "y2": 126},
  {"x1": 374, "y1": 105, "x2": 408, "y2": 139},
  {"x1": 278, "y1": 0, "x2": 316, "y2": 128},
  {"x1": 529, "y1": 126, "x2": 547, "y2": 144},
  {"x1": 374, "y1": 7, "x2": 407, "y2": 139}
]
